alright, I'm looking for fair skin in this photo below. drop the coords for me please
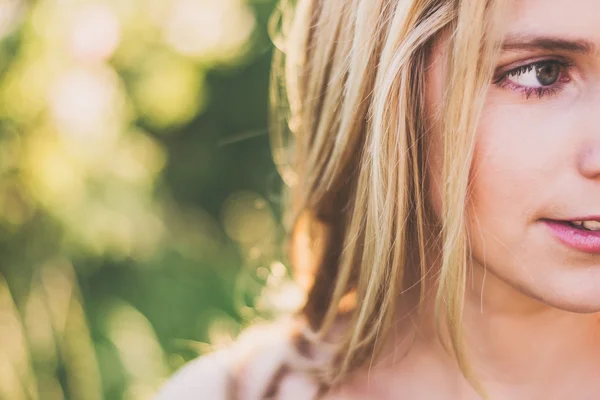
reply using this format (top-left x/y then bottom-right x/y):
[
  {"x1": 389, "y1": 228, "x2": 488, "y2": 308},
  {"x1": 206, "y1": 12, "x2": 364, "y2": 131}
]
[
  {"x1": 329, "y1": 0, "x2": 600, "y2": 399},
  {"x1": 157, "y1": 1, "x2": 600, "y2": 399}
]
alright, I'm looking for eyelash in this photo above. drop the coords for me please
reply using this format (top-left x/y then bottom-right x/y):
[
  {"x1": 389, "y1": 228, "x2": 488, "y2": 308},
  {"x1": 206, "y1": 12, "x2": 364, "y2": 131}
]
[{"x1": 493, "y1": 60, "x2": 574, "y2": 99}]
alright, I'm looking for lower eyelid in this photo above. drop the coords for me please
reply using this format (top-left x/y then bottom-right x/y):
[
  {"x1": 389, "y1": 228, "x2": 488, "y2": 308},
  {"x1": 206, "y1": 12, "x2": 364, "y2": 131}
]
[{"x1": 494, "y1": 76, "x2": 569, "y2": 100}]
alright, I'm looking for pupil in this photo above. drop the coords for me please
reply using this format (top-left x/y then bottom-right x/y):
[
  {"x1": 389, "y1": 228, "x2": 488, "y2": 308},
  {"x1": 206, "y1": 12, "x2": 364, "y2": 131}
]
[{"x1": 536, "y1": 63, "x2": 560, "y2": 86}]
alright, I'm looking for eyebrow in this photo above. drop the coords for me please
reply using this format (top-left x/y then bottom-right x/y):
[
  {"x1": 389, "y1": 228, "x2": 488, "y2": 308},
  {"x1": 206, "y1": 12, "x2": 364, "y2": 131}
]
[{"x1": 501, "y1": 35, "x2": 598, "y2": 55}]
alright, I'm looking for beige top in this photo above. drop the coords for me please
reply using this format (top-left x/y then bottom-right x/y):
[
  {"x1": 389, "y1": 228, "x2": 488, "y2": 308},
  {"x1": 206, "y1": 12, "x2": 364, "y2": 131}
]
[{"x1": 154, "y1": 318, "x2": 327, "y2": 400}]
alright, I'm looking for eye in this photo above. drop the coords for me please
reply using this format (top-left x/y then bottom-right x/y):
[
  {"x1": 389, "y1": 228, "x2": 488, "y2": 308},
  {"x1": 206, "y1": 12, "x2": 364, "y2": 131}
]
[
  {"x1": 494, "y1": 59, "x2": 573, "y2": 99},
  {"x1": 503, "y1": 61, "x2": 564, "y2": 88}
]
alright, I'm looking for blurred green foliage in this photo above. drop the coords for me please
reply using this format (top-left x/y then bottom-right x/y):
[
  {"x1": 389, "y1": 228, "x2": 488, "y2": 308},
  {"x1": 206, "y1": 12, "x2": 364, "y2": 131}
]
[{"x1": 0, "y1": 0, "x2": 298, "y2": 399}]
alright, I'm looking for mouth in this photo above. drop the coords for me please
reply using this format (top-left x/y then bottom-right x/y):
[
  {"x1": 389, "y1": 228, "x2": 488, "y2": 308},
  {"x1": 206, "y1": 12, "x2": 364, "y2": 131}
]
[
  {"x1": 558, "y1": 219, "x2": 600, "y2": 231},
  {"x1": 541, "y1": 218, "x2": 600, "y2": 253}
]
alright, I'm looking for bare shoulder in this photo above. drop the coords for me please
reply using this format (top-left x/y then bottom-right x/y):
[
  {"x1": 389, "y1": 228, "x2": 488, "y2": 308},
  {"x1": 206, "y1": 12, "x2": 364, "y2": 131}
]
[
  {"x1": 155, "y1": 347, "x2": 233, "y2": 399},
  {"x1": 155, "y1": 318, "x2": 323, "y2": 400}
]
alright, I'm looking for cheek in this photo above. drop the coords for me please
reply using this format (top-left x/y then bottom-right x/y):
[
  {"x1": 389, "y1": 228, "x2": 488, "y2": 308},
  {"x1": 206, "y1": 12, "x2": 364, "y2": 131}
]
[
  {"x1": 464, "y1": 90, "x2": 600, "y2": 310},
  {"x1": 468, "y1": 101, "x2": 574, "y2": 229},
  {"x1": 469, "y1": 130, "x2": 528, "y2": 225},
  {"x1": 426, "y1": 107, "x2": 553, "y2": 233},
  {"x1": 467, "y1": 111, "x2": 538, "y2": 246},
  {"x1": 465, "y1": 96, "x2": 580, "y2": 273}
]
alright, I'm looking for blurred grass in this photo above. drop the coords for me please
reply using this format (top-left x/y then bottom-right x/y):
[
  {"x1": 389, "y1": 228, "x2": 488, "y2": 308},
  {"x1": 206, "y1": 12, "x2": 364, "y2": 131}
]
[{"x1": 0, "y1": 0, "x2": 298, "y2": 398}]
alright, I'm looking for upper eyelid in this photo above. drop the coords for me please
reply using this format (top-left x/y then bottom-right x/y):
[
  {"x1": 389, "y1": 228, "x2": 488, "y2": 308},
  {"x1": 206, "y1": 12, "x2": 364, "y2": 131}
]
[
  {"x1": 507, "y1": 60, "x2": 568, "y2": 76},
  {"x1": 508, "y1": 59, "x2": 569, "y2": 72},
  {"x1": 495, "y1": 56, "x2": 573, "y2": 73},
  {"x1": 506, "y1": 63, "x2": 537, "y2": 76}
]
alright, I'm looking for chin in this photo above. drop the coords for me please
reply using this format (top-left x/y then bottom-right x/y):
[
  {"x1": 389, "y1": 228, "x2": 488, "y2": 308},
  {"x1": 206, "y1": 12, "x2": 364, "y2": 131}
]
[
  {"x1": 484, "y1": 263, "x2": 600, "y2": 315},
  {"x1": 547, "y1": 301, "x2": 600, "y2": 314},
  {"x1": 528, "y1": 283, "x2": 600, "y2": 314}
]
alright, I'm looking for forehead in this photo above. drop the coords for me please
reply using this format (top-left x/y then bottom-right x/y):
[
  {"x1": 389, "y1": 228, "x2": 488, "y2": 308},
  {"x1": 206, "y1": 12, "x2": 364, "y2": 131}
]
[{"x1": 507, "y1": 0, "x2": 600, "y2": 38}]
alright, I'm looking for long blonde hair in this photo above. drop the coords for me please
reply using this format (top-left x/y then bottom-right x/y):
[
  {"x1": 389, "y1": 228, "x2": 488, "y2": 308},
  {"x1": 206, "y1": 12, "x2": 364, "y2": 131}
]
[{"x1": 269, "y1": 0, "x2": 507, "y2": 394}]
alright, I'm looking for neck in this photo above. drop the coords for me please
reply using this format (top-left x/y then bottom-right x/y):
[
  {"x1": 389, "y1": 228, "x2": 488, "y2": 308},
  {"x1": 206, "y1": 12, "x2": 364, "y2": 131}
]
[
  {"x1": 458, "y1": 263, "x2": 600, "y2": 394},
  {"x1": 331, "y1": 259, "x2": 600, "y2": 399},
  {"x1": 400, "y1": 260, "x2": 600, "y2": 399}
]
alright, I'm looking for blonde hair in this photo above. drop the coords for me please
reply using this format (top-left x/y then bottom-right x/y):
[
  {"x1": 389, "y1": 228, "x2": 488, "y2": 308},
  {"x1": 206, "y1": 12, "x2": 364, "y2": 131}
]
[{"x1": 269, "y1": 0, "x2": 506, "y2": 395}]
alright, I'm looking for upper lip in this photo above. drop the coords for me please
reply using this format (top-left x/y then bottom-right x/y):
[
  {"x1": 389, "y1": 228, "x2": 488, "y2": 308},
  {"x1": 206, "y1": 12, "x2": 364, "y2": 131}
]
[{"x1": 555, "y1": 216, "x2": 600, "y2": 222}]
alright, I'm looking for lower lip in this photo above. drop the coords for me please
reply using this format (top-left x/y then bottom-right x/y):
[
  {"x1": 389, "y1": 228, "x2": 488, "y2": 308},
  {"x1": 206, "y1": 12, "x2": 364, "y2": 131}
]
[{"x1": 542, "y1": 219, "x2": 600, "y2": 253}]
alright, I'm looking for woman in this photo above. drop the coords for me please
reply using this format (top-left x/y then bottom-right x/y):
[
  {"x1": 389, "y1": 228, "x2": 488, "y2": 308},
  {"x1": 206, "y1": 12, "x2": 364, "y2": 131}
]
[{"x1": 157, "y1": 0, "x2": 600, "y2": 398}]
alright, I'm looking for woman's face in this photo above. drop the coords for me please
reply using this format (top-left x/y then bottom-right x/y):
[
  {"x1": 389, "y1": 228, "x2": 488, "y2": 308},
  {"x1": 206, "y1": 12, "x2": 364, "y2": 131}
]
[{"x1": 427, "y1": 0, "x2": 600, "y2": 313}]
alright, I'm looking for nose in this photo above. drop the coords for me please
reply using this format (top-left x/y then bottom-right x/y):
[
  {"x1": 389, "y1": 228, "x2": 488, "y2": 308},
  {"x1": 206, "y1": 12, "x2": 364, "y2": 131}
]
[{"x1": 577, "y1": 144, "x2": 600, "y2": 180}]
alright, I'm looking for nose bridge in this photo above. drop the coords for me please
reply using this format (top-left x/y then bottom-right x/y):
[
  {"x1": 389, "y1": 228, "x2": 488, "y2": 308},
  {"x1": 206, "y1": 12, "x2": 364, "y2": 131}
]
[{"x1": 575, "y1": 86, "x2": 600, "y2": 179}]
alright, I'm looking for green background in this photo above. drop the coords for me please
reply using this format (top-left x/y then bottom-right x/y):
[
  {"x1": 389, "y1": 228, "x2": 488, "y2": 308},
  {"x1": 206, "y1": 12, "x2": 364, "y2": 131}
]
[{"x1": 0, "y1": 0, "x2": 293, "y2": 398}]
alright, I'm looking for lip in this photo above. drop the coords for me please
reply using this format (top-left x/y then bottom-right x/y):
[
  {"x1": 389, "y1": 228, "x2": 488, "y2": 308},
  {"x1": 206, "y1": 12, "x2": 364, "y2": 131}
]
[
  {"x1": 562, "y1": 216, "x2": 600, "y2": 223},
  {"x1": 542, "y1": 219, "x2": 600, "y2": 253}
]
